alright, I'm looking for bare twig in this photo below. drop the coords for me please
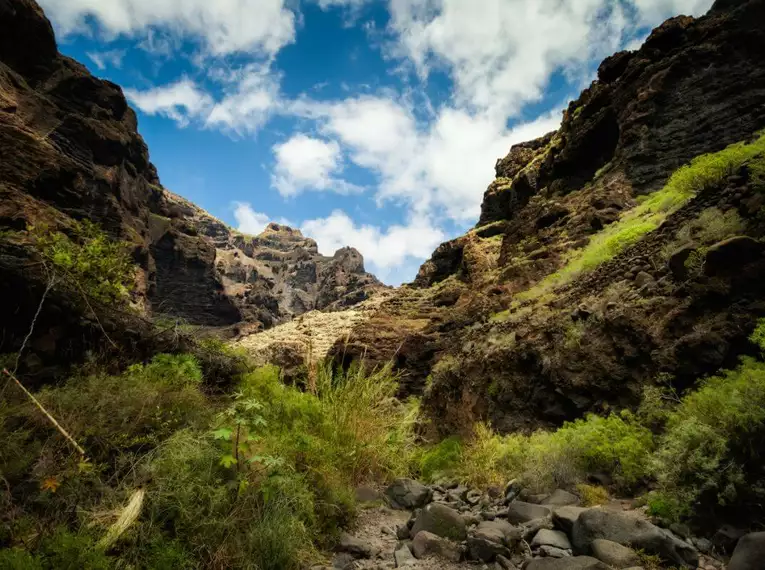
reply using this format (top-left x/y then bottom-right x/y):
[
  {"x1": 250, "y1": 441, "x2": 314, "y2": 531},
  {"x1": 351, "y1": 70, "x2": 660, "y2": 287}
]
[
  {"x1": 2, "y1": 368, "x2": 87, "y2": 457},
  {"x1": 13, "y1": 271, "x2": 56, "y2": 375}
]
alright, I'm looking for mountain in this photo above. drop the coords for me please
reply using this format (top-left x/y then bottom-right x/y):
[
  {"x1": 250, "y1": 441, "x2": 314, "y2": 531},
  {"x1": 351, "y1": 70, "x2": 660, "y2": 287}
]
[
  {"x1": 0, "y1": 0, "x2": 382, "y2": 377},
  {"x1": 320, "y1": 0, "x2": 765, "y2": 432}
]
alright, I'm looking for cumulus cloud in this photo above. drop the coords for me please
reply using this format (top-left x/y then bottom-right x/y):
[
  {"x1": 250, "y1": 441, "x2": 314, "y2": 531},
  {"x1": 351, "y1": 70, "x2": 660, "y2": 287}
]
[
  {"x1": 271, "y1": 134, "x2": 360, "y2": 197},
  {"x1": 292, "y1": 95, "x2": 562, "y2": 222},
  {"x1": 386, "y1": 0, "x2": 713, "y2": 116},
  {"x1": 86, "y1": 49, "x2": 126, "y2": 70},
  {"x1": 233, "y1": 202, "x2": 271, "y2": 235},
  {"x1": 38, "y1": 0, "x2": 296, "y2": 56},
  {"x1": 301, "y1": 210, "x2": 446, "y2": 282},
  {"x1": 205, "y1": 64, "x2": 281, "y2": 135},
  {"x1": 124, "y1": 78, "x2": 213, "y2": 126}
]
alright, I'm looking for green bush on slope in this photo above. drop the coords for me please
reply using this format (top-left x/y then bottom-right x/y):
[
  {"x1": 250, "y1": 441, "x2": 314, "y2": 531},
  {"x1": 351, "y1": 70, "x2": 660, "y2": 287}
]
[
  {"x1": 521, "y1": 132, "x2": 765, "y2": 298},
  {"x1": 0, "y1": 357, "x2": 417, "y2": 569}
]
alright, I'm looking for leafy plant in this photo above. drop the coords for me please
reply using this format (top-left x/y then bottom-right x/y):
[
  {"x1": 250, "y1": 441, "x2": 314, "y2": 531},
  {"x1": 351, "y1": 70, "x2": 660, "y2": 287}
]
[{"x1": 28, "y1": 220, "x2": 134, "y2": 306}]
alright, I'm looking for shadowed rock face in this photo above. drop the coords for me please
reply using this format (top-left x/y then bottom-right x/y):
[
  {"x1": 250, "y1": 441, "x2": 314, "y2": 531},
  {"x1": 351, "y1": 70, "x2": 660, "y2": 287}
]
[
  {"x1": 0, "y1": 0, "x2": 383, "y2": 367},
  {"x1": 330, "y1": 0, "x2": 765, "y2": 436}
]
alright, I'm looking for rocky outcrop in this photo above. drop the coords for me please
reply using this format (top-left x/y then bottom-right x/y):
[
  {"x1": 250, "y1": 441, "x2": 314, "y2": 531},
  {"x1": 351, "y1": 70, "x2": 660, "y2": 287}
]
[
  {"x1": 329, "y1": 0, "x2": 765, "y2": 461},
  {"x1": 0, "y1": 0, "x2": 382, "y2": 375}
]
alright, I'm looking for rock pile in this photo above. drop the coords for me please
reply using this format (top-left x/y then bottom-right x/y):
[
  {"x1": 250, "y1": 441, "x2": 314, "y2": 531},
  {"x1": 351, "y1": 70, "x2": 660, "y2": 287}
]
[{"x1": 316, "y1": 478, "x2": 744, "y2": 570}]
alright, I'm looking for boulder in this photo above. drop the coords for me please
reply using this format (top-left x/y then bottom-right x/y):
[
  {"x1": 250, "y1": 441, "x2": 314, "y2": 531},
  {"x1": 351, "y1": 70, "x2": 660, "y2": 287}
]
[
  {"x1": 553, "y1": 506, "x2": 587, "y2": 535},
  {"x1": 337, "y1": 533, "x2": 374, "y2": 559},
  {"x1": 411, "y1": 530, "x2": 461, "y2": 562},
  {"x1": 354, "y1": 485, "x2": 381, "y2": 503},
  {"x1": 506, "y1": 501, "x2": 552, "y2": 524},
  {"x1": 634, "y1": 271, "x2": 654, "y2": 288},
  {"x1": 591, "y1": 539, "x2": 641, "y2": 568},
  {"x1": 497, "y1": 554, "x2": 520, "y2": 569},
  {"x1": 704, "y1": 236, "x2": 764, "y2": 276},
  {"x1": 729, "y1": 531, "x2": 765, "y2": 570},
  {"x1": 385, "y1": 478, "x2": 433, "y2": 510},
  {"x1": 410, "y1": 503, "x2": 467, "y2": 541},
  {"x1": 467, "y1": 535, "x2": 513, "y2": 562},
  {"x1": 393, "y1": 545, "x2": 416, "y2": 567},
  {"x1": 525, "y1": 556, "x2": 610, "y2": 569},
  {"x1": 572, "y1": 509, "x2": 698, "y2": 568},
  {"x1": 540, "y1": 545, "x2": 573, "y2": 558},
  {"x1": 532, "y1": 529, "x2": 572, "y2": 550},
  {"x1": 541, "y1": 490, "x2": 580, "y2": 507}
]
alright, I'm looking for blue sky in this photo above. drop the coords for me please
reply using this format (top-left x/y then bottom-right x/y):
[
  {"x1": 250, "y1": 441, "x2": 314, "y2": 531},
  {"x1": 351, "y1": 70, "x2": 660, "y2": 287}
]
[{"x1": 39, "y1": 0, "x2": 713, "y2": 284}]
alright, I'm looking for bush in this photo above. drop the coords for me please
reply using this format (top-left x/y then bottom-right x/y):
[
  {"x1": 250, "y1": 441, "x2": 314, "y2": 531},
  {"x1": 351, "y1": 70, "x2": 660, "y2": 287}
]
[
  {"x1": 522, "y1": 132, "x2": 765, "y2": 297},
  {"x1": 652, "y1": 357, "x2": 765, "y2": 523},
  {"x1": 419, "y1": 437, "x2": 463, "y2": 482},
  {"x1": 445, "y1": 413, "x2": 653, "y2": 493},
  {"x1": 28, "y1": 220, "x2": 134, "y2": 306}
]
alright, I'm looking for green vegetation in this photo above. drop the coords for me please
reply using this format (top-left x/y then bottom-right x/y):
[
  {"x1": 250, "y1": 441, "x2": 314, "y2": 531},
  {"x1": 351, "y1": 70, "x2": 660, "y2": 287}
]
[
  {"x1": 28, "y1": 220, "x2": 135, "y2": 306},
  {"x1": 1, "y1": 354, "x2": 416, "y2": 569},
  {"x1": 519, "y1": 132, "x2": 765, "y2": 300}
]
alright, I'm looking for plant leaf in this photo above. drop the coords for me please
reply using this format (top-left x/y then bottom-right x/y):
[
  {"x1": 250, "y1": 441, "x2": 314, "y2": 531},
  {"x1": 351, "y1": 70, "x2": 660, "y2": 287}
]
[{"x1": 212, "y1": 428, "x2": 233, "y2": 441}]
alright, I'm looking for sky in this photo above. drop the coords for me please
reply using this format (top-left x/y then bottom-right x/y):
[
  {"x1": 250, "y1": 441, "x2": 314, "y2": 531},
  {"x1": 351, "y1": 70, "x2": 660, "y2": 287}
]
[{"x1": 39, "y1": 0, "x2": 714, "y2": 284}]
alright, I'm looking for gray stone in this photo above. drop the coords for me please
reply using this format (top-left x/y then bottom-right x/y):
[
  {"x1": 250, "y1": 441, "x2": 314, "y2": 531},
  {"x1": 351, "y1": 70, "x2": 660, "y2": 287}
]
[
  {"x1": 496, "y1": 554, "x2": 519, "y2": 569},
  {"x1": 332, "y1": 553, "x2": 356, "y2": 569},
  {"x1": 591, "y1": 539, "x2": 641, "y2": 568},
  {"x1": 539, "y1": 545, "x2": 572, "y2": 558},
  {"x1": 705, "y1": 236, "x2": 764, "y2": 276},
  {"x1": 393, "y1": 545, "x2": 416, "y2": 567},
  {"x1": 410, "y1": 503, "x2": 467, "y2": 541},
  {"x1": 396, "y1": 525, "x2": 410, "y2": 540},
  {"x1": 338, "y1": 533, "x2": 374, "y2": 558},
  {"x1": 695, "y1": 538, "x2": 712, "y2": 554},
  {"x1": 533, "y1": 529, "x2": 572, "y2": 550},
  {"x1": 504, "y1": 479, "x2": 522, "y2": 503},
  {"x1": 385, "y1": 478, "x2": 433, "y2": 510},
  {"x1": 541, "y1": 490, "x2": 580, "y2": 507},
  {"x1": 468, "y1": 535, "x2": 513, "y2": 562},
  {"x1": 668, "y1": 246, "x2": 695, "y2": 280},
  {"x1": 355, "y1": 485, "x2": 381, "y2": 503},
  {"x1": 526, "y1": 493, "x2": 551, "y2": 504},
  {"x1": 729, "y1": 531, "x2": 765, "y2": 570},
  {"x1": 525, "y1": 556, "x2": 609, "y2": 570},
  {"x1": 506, "y1": 501, "x2": 552, "y2": 524},
  {"x1": 521, "y1": 517, "x2": 555, "y2": 541},
  {"x1": 634, "y1": 271, "x2": 654, "y2": 288},
  {"x1": 463, "y1": 513, "x2": 482, "y2": 526},
  {"x1": 474, "y1": 519, "x2": 521, "y2": 546},
  {"x1": 572, "y1": 509, "x2": 698, "y2": 568},
  {"x1": 411, "y1": 531, "x2": 461, "y2": 562}
]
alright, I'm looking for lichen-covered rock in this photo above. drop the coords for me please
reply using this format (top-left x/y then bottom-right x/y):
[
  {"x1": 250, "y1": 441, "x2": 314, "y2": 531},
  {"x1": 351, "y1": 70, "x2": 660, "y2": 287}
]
[{"x1": 590, "y1": 539, "x2": 641, "y2": 568}]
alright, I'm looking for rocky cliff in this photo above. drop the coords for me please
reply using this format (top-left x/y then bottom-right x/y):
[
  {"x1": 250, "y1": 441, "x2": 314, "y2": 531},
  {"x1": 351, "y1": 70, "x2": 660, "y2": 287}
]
[
  {"x1": 328, "y1": 0, "x2": 765, "y2": 432},
  {"x1": 0, "y1": 0, "x2": 382, "y2": 375}
]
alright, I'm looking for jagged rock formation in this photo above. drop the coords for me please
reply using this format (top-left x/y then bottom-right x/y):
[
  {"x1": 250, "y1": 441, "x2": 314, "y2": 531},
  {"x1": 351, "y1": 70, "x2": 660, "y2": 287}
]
[
  {"x1": 328, "y1": 0, "x2": 765, "y2": 433},
  {"x1": 0, "y1": 0, "x2": 382, "y2": 376}
]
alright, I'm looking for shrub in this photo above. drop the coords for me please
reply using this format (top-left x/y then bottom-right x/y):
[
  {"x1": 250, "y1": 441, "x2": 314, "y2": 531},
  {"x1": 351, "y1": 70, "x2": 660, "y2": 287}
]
[
  {"x1": 418, "y1": 437, "x2": 463, "y2": 482},
  {"x1": 751, "y1": 318, "x2": 765, "y2": 352},
  {"x1": 652, "y1": 357, "x2": 765, "y2": 522},
  {"x1": 521, "y1": 132, "x2": 765, "y2": 298},
  {"x1": 28, "y1": 220, "x2": 134, "y2": 306},
  {"x1": 576, "y1": 484, "x2": 609, "y2": 506},
  {"x1": 449, "y1": 413, "x2": 653, "y2": 492}
]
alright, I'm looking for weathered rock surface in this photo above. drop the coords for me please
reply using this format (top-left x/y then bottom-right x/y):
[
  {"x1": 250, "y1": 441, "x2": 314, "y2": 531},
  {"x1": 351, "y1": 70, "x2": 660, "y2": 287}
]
[
  {"x1": 410, "y1": 503, "x2": 466, "y2": 541},
  {"x1": 411, "y1": 531, "x2": 461, "y2": 562},
  {"x1": 506, "y1": 502, "x2": 552, "y2": 524},
  {"x1": 525, "y1": 556, "x2": 609, "y2": 570},
  {"x1": 572, "y1": 509, "x2": 698, "y2": 568},
  {"x1": 728, "y1": 531, "x2": 765, "y2": 570},
  {"x1": 0, "y1": 0, "x2": 382, "y2": 380},
  {"x1": 386, "y1": 479, "x2": 433, "y2": 510},
  {"x1": 590, "y1": 539, "x2": 641, "y2": 568}
]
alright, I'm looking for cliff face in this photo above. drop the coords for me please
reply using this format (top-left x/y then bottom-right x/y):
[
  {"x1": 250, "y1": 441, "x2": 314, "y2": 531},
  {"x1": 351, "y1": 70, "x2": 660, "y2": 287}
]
[
  {"x1": 329, "y1": 0, "x2": 765, "y2": 430},
  {"x1": 0, "y1": 0, "x2": 381, "y2": 375}
]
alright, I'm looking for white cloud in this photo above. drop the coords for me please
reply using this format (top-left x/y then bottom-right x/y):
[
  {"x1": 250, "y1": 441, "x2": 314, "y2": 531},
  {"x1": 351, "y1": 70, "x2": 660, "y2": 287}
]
[
  {"x1": 233, "y1": 202, "x2": 270, "y2": 235},
  {"x1": 39, "y1": 0, "x2": 295, "y2": 56},
  {"x1": 316, "y1": 0, "x2": 370, "y2": 7},
  {"x1": 124, "y1": 78, "x2": 213, "y2": 126},
  {"x1": 301, "y1": 210, "x2": 446, "y2": 282},
  {"x1": 386, "y1": 0, "x2": 713, "y2": 117},
  {"x1": 86, "y1": 49, "x2": 125, "y2": 70},
  {"x1": 632, "y1": 0, "x2": 714, "y2": 25},
  {"x1": 292, "y1": 95, "x2": 561, "y2": 222},
  {"x1": 271, "y1": 134, "x2": 360, "y2": 197},
  {"x1": 205, "y1": 64, "x2": 281, "y2": 135}
]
